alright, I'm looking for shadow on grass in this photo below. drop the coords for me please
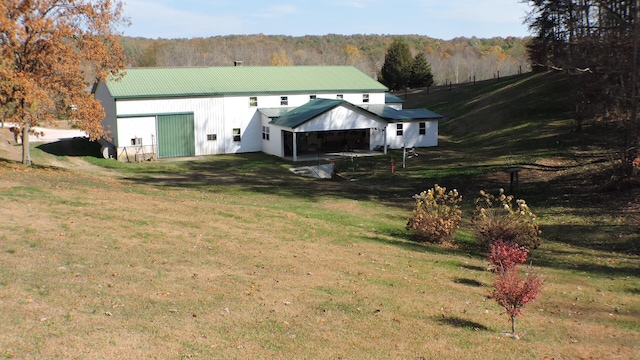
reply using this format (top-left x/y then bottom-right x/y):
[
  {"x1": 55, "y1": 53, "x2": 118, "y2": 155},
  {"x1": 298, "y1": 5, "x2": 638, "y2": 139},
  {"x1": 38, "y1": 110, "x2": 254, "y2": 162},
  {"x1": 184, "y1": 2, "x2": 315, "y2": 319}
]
[
  {"x1": 453, "y1": 278, "x2": 484, "y2": 287},
  {"x1": 459, "y1": 264, "x2": 487, "y2": 272},
  {"x1": 36, "y1": 138, "x2": 102, "y2": 157},
  {"x1": 627, "y1": 287, "x2": 640, "y2": 295},
  {"x1": 361, "y1": 231, "x2": 488, "y2": 261},
  {"x1": 435, "y1": 316, "x2": 489, "y2": 331},
  {"x1": 542, "y1": 224, "x2": 640, "y2": 256}
]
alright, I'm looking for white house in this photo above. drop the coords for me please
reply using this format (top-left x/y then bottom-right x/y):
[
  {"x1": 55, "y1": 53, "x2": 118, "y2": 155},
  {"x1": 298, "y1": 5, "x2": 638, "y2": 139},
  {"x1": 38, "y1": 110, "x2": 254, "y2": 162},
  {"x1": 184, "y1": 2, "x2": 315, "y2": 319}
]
[{"x1": 93, "y1": 66, "x2": 442, "y2": 162}]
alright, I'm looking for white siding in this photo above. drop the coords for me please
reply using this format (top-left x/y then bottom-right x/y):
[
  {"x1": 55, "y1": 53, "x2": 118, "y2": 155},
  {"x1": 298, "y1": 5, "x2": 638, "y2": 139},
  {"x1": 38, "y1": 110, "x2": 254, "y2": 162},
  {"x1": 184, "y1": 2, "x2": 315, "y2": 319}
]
[
  {"x1": 116, "y1": 97, "x2": 226, "y2": 156},
  {"x1": 221, "y1": 96, "x2": 261, "y2": 153},
  {"x1": 314, "y1": 93, "x2": 385, "y2": 105},
  {"x1": 116, "y1": 116, "x2": 156, "y2": 149},
  {"x1": 370, "y1": 127, "x2": 387, "y2": 149},
  {"x1": 385, "y1": 120, "x2": 438, "y2": 149},
  {"x1": 295, "y1": 106, "x2": 386, "y2": 133},
  {"x1": 114, "y1": 116, "x2": 157, "y2": 160},
  {"x1": 261, "y1": 118, "x2": 285, "y2": 157}
]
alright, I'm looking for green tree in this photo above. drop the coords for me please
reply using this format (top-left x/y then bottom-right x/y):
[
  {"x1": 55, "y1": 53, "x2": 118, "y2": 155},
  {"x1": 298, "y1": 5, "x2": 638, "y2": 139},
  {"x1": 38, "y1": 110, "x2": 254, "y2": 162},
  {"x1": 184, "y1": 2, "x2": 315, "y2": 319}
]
[
  {"x1": 379, "y1": 38, "x2": 413, "y2": 91},
  {"x1": 524, "y1": 0, "x2": 640, "y2": 179},
  {"x1": 0, "y1": 0, "x2": 128, "y2": 166},
  {"x1": 409, "y1": 52, "x2": 434, "y2": 88}
]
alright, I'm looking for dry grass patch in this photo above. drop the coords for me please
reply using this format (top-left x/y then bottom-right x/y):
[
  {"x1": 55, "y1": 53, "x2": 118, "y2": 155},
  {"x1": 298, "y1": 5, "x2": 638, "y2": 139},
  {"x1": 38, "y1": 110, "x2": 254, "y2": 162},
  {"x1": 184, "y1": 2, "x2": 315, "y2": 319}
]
[{"x1": 0, "y1": 151, "x2": 638, "y2": 358}]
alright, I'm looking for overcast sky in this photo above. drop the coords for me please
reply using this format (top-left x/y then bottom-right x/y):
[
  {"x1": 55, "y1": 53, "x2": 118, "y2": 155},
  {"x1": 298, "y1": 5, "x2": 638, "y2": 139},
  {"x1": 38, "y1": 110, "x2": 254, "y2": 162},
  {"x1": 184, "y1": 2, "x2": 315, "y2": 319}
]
[{"x1": 121, "y1": 0, "x2": 532, "y2": 40}]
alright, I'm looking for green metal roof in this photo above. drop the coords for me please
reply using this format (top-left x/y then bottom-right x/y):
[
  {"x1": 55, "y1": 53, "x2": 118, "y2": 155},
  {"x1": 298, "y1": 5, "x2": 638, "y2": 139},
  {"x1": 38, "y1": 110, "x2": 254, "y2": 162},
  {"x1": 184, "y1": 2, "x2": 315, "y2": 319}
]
[
  {"x1": 268, "y1": 98, "x2": 359, "y2": 128},
  {"x1": 363, "y1": 105, "x2": 443, "y2": 122},
  {"x1": 385, "y1": 93, "x2": 405, "y2": 103},
  {"x1": 257, "y1": 107, "x2": 293, "y2": 118},
  {"x1": 104, "y1": 66, "x2": 388, "y2": 99},
  {"x1": 264, "y1": 99, "x2": 442, "y2": 129}
]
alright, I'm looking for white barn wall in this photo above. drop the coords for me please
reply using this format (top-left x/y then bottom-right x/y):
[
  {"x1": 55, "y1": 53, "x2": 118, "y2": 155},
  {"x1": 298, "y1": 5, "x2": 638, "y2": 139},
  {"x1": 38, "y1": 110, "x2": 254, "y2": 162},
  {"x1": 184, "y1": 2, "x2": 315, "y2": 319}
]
[
  {"x1": 261, "y1": 121, "x2": 286, "y2": 158},
  {"x1": 414, "y1": 120, "x2": 439, "y2": 147},
  {"x1": 116, "y1": 116, "x2": 156, "y2": 148},
  {"x1": 222, "y1": 96, "x2": 260, "y2": 153},
  {"x1": 385, "y1": 120, "x2": 439, "y2": 149},
  {"x1": 370, "y1": 127, "x2": 387, "y2": 148},
  {"x1": 114, "y1": 116, "x2": 157, "y2": 160},
  {"x1": 314, "y1": 93, "x2": 385, "y2": 105},
  {"x1": 115, "y1": 97, "x2": 225, "y2": 156}
]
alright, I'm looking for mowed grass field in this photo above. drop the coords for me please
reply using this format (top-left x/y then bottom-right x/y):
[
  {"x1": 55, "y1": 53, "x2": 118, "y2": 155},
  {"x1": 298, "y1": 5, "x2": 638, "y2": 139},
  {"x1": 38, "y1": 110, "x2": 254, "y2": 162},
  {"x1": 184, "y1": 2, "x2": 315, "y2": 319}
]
[{"x1": 0, "y1": 72, "x2": 638, "y2": 359}]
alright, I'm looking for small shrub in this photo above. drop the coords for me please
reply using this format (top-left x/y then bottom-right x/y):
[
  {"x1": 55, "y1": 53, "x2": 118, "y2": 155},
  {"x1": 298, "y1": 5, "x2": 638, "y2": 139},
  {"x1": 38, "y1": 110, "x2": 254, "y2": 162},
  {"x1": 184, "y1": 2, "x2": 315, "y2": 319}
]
[
  {"x1": 473, "y1": 189, "x2": 540, "y2": 249},
  {"x1": 406, "y1": 184, "x2": 462, "y2": 245},
  {"x1": 488, "y1": 239, "x2": 529, "y2": 272},
  {"x1": 492, "y1": 266, "x2": 543, "y2": 336}
]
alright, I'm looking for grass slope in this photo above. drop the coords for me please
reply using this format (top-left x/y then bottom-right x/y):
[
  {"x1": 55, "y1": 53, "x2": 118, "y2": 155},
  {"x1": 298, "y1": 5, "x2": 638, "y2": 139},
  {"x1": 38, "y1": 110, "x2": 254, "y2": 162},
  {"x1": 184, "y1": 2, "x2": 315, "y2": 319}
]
[{"x1": 0, "y1": 72, "x2": 638, "y2": 359}]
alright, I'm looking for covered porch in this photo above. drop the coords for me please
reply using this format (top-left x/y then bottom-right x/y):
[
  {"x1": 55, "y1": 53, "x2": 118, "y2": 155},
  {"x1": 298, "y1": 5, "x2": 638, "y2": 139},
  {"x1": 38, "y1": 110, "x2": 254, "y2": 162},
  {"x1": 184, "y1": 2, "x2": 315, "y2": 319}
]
[{"x1": 262, "y1": 98, "x2": 389, "y2": 162}]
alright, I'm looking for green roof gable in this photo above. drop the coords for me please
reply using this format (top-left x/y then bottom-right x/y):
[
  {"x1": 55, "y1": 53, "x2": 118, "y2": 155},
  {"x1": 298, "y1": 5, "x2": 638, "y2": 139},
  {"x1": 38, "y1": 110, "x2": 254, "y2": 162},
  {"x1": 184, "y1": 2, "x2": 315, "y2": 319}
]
[
  {"x1": 266, "y1": 99, "x2": 358, "y2": 128},
  {"x1": 263, "y1": 98, "x2": 442, "y2": 129},
  {"x1": 104, "y1": 66, "x2": 388, "y2": 99}
]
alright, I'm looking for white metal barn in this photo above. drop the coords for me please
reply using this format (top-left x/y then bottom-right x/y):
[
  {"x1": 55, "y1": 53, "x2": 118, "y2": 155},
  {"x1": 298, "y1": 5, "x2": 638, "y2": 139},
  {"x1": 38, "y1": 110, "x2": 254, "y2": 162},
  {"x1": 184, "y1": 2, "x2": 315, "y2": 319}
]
[{"x1": 93, "y1": 66, "x2": 442, "y2": 161}]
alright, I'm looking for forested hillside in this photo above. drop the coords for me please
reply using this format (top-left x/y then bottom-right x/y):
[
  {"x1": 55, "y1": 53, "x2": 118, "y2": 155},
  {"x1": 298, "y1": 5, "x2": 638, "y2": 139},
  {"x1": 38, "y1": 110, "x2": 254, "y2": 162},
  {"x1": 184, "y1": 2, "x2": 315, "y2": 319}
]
[{"x1": 119, "y1": 34, "x2": 531, "y2": 85}]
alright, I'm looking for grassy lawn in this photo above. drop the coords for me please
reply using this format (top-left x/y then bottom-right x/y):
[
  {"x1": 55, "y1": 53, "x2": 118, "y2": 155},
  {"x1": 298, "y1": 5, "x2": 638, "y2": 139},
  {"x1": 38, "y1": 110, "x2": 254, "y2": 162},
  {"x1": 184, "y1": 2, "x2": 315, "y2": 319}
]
[{"x1": 0, "y1": 72, "x2": 638, "y2": 359}]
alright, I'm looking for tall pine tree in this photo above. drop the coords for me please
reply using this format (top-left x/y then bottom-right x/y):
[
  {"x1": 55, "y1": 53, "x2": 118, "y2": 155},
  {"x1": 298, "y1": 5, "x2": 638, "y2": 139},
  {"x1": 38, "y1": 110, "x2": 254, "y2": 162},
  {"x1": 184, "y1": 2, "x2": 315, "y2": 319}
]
[
  {"x1": 409, "y1": 53, "x2": 434, "y2": 88},
  {"x1": 379, "y1": 38, "x2": 413, "y2": 91}
]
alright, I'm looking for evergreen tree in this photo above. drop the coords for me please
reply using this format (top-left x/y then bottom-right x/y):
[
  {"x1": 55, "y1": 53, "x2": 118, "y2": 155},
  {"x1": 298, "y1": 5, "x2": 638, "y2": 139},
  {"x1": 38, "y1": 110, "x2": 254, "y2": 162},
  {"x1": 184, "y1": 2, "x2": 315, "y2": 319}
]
[
  {"x1": 379, "y1": 38, "x2": 413, "y2": 91},
  {"x1": 409, "y1": 53, "x2": 434, "y2": 88}
]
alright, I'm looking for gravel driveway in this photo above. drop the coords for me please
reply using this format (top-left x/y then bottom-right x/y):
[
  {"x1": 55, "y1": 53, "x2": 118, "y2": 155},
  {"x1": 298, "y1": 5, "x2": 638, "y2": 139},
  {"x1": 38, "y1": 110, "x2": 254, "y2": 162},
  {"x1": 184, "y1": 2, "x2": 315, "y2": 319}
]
[{"x1": 4, "y1": 123, "x2": 87, "y2": 143}]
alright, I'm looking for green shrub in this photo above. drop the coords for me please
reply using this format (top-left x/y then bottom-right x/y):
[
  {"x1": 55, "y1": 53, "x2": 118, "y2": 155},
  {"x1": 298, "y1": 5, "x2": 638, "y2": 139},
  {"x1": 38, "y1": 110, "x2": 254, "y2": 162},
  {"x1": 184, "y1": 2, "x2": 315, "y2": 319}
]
[
  {"x1": 473, "y1": 189, "x2": 541, "y2": 249},
  {"x1": 406, "y1": 184, "x2": 462, "y2": 245}
]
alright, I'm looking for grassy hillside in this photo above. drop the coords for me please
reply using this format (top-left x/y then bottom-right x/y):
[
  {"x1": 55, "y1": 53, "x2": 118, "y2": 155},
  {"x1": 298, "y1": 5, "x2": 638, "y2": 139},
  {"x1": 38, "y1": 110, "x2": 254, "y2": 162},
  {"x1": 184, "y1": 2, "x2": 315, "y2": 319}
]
[
  {"x1": 0, "y1": 73, "x2": 637, "y2": 359},
  {"x1": 405, "y1": 72, "x2": 576, "y2": 155}
]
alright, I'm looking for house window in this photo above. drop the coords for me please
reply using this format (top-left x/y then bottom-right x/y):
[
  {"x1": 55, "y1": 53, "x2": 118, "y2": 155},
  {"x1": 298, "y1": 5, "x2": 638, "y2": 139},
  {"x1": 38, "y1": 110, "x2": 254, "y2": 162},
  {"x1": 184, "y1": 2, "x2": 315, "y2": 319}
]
[
  {"x1": 363, "y1": 94, "x2": 369, "y2": 103},
  {"x1": 310, "y1": 95, "x2": 316, "y2": 100},
  {"x1": 233, "y1": 128, "x2": 241, "y2": 142},
  {"x1": 419, "y1": 122, "x2": 426, "y2": 135},
  {"x1": 396, "y1": 124, "x2": 403, "y2": 136},
  {"x1": 131, "y1": 137, "x2": 142, "y2": 146},
  {"x1": 207, "y1": 134, "x2": 217, "y2": 141},
  {"x1": 280, "y1": 96, "x2": 288, "y2": 106},
  {"x1": 262, "y1": 126, "x2": 270, "y2": 140},
  {"x1": 249, "y1": 97, "x2": 258, "y2": 107},
  {"x1": 336, "y1": 94, "x2": 343, "y2": 99}
]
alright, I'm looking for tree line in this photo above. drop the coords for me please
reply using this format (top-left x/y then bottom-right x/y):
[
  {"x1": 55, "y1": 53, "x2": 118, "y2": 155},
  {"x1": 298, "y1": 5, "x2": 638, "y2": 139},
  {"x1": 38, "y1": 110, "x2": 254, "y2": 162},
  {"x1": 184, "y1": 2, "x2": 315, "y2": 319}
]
[
  {"x1": 524, "y1": 0, "x2": 639, "y2": 177},
  {"x1": 119, "y1": 34, "x2": 531, "y2": 86}
]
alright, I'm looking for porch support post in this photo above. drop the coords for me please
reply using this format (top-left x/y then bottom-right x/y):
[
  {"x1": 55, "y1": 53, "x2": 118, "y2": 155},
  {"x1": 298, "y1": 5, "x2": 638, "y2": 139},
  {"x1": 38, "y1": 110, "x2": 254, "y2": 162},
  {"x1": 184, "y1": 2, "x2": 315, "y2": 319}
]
[
  {"x1": 293, "y1": 132, "x2": 298, "y2": 162},
  {"x1": 383, "y1": 126, "x2": 388, "y2": 155}
]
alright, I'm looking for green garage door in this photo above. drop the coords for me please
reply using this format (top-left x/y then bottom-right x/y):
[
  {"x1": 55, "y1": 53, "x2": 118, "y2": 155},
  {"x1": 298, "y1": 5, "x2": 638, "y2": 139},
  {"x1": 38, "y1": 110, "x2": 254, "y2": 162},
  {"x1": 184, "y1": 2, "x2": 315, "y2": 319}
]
[{"x1": 157, "y1": 113, "x2": 195, "y2": 158}]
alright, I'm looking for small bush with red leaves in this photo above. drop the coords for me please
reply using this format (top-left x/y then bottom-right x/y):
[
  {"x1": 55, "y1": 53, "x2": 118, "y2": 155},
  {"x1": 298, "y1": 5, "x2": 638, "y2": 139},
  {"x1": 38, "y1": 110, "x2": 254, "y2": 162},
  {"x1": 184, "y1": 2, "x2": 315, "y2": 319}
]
[
  {"x1": 492, "y1": 267, "x2": 544, "y2": 335},
  {"x1": 488, "y1": 239, "x2": 530, "y2": 272},
  {"x1": 406, "y1": 184, "x2": 462, "y2": 245}
]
